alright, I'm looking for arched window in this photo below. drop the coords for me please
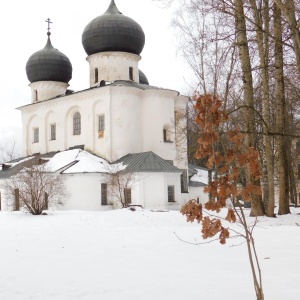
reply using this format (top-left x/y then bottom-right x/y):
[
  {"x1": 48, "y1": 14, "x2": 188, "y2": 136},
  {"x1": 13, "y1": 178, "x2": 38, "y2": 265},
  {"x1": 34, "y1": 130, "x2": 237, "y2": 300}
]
[
  {"x1": 73, "y1": 112, "x2": 81, "y2": 135},
  {"x1": 129, "y1": 67, "x2": 133, "y2": 80},
  {"x1": 95, "y1": 68, "x2": 98, "y2": 83}
]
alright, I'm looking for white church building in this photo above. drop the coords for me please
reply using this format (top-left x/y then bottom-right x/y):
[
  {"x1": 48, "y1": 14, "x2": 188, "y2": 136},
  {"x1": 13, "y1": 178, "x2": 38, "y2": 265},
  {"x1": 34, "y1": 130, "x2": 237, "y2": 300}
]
[{"x1": 0, "y1": 0, "x2": 208, "y2": 211}]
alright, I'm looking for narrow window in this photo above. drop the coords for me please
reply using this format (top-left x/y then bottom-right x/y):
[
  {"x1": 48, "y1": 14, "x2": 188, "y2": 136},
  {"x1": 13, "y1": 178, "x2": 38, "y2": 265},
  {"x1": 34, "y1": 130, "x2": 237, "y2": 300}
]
[
  {"x1": 163, "y1": 128, "x2": 167, "y2": 142},
  {"x1": 33, "y1": 128, "x2": 39, "y2": 143},
  {"x1": 34, "y1": 90, "x2": 38, "y2": 102},
  {"x1": 101, "y1": 183, "x2": 108, "y2": 205},
  {"x1": 44, "y1": 193, "x2": 49, "y2": 210},
  {"x1": 129, "y1": 67, "x2": 133, "y2": 81},
  {"x1": 124, "y1": 188, "x2": 132, "y2": 206},
  {"x1": 180, "y1": 170, "x2": 188, "y2": 193},
  {"x1": 95, "y1": 68, "x2": 98, "y2": 83},
  {"x1": 168, "y1": 186, "x2": 175, "y2": 202},
  {"x1": 15, "y1": 189, "x2": 20, "y2": 211},
  {"x1": 163, "y1": 126, "x2": 173, "y2": 142},
  {"x1": 98, "y1": 115, "x2": 105, "y2": 131},
  {"x1": 50, "y1": 124, "x2": 56, "y2": 140},
  {"x1": 73, "y1": 112, "x2": 81, "y2": 135}
]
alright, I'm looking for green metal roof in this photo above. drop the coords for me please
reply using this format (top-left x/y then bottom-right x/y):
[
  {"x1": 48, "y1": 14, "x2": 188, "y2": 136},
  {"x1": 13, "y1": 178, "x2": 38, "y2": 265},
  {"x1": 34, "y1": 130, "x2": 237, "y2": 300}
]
[{"x1": 115, "y1": 152, "x2": 182, "y2": 173}]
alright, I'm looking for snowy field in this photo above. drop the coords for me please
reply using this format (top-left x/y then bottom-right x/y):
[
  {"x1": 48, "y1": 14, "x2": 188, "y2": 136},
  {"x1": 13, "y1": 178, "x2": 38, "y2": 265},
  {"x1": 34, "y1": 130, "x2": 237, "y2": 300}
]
[{"x1": 0, "y1": 207, "x2": 299, "y2": 300}]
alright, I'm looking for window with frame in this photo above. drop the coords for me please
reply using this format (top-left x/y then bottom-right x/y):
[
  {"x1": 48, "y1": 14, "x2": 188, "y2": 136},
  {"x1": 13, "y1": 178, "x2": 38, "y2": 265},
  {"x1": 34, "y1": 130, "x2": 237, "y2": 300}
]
[
  {"x1": 124, "y1": 188, "x2": 132, "y2": 205},
  {"x1": 73, "y1": 112, "x2": 81, "y2": 135},
  {"x1": 95, "y1": 68, "x2": 98, "y2": 83},
  {"x1": 98, "y1": 115, "x2": 105, "y2": 131},
  {"x1": 101, "y1": 183, "x2": 108, "y2": 205},
  {"x1": 168, "y1": 185, "x2": 175, "y2": 202},
  {"x1": 180, "y1": 170, "x2": 188, "y2": 193},
  {"x1": 163, "y1": 125, "x2": 172, "y2": 143},
  {"x1": 129, "y1": 67, "x2": 133, "y2": 81},
  {"x1": 33, "y1": 128, "x2": 39, "y2": 143},
  {"x1": 50, "y1": 124, "x2": 56, "y2": 140}
]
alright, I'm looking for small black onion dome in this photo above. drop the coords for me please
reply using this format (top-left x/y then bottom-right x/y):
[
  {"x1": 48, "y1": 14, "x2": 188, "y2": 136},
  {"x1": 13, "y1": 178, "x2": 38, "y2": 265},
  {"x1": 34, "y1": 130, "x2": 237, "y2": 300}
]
[
  {"x1": 82, "y1": 0, "x2": 145, "y2": 56},
  {"x1": 139, "y1": 69, "x2": 149, "y2": 85},
  {"x1": 26, "y1": 36, "x2": 72, "y2": 83}
]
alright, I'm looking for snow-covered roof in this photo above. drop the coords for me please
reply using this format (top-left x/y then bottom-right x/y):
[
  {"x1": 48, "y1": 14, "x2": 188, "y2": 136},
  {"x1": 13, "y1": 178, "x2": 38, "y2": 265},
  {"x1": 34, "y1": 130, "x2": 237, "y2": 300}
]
[
  {"x1": 1, "y1": 149, "x2": 183, "y2": 177},
  {"x1": 45, "y1": 149, "x2": 109, "y2": 174},
  {"x1": 0, "y1": 156, "x2": 40, "y2": 179},
  {"x1": 189, "y1": 164, "x2": 211, "y2": 186},
  {"x1": 0, "y1": 149, "x2": 109, "y2": 178}
]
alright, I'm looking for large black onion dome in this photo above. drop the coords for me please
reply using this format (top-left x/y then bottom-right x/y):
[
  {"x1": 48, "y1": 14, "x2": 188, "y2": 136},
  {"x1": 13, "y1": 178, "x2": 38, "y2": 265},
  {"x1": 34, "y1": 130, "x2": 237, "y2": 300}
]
[
  {"x1": 139, "y1": 69, "x2": 149, "y2": 85},
  {"x1": 82, "y1": 0, "x2": 145, "y2": 56},
  {"x1": 26, "y1": 36, "x2": 72, "y2": 83}
]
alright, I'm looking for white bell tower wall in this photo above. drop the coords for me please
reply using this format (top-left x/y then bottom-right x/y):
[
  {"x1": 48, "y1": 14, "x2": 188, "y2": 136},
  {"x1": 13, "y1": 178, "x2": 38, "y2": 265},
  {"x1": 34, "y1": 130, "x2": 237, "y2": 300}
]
[
  {"x1": 29, "y1": 81, "x2": 69, "y2": 103},
  {"x1": 86, "y1": 52, "x2": 141, "y2": 87}
]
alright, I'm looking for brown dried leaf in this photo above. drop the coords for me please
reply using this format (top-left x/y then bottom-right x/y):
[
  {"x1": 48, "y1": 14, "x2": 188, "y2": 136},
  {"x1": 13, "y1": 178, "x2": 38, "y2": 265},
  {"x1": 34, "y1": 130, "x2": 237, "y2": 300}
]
[
  {"x1": 225, "y1": 208, "x2": 236, "y2": 223},
  {"x1": 180, "y1": 200, "x2": 203, "y2": 223},
  {"x1": 219, "y1": 227, "x2": 230, "y2": 244}
]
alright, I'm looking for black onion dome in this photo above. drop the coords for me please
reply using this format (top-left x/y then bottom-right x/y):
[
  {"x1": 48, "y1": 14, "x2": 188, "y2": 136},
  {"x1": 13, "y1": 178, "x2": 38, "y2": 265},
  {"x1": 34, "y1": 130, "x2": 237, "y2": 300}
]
[
  {"x1": 26, "y1": 37, "x2": 72, "y2": 83},
  {"x1": 82, "y1": 0, "x2": 145, "y2": 56},
  {"x1": 139, "y1": 69, "x2": 149, "y2": 85}
]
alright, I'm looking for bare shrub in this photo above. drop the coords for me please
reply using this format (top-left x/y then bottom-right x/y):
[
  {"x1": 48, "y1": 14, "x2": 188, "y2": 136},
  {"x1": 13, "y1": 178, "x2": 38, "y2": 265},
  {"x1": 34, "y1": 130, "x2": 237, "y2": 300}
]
[{"x1": 2, "y1": 163, "x2": 68, "y2": 215}]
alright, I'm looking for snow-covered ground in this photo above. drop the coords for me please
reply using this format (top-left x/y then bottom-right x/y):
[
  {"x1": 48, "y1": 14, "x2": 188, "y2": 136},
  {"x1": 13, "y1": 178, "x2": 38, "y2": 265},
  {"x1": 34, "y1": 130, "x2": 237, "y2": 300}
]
[{"x1": 0, "y1": 207, "x2": 299, "y2": 300}]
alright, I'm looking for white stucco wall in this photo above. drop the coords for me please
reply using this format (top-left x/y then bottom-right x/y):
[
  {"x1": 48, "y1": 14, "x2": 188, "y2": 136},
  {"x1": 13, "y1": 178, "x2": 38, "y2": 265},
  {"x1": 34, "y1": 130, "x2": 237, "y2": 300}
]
[
  {"x1": 0, "y1": 184, "x2": 9, "y2": 211},
  {"x1": 30, "y1": 81, "x2": 68, "y2": 103},
  {"x1": 142, "y1": 90, "x2": 177, "y2": 163},
  {"x1": 62, "y1": 173, "x2": 112, "y2": 211},
  {"x1": 19, "y1": 85, "x2": 188, "y2": 167},
  {"x1": 133, "y1": 172, "x2": 182, "y2": 210},
  {"x1": 110, "y1": 87, "x2": 143, "y2": 159},
  {"x1": 188, "y1": 186, "x2": 209, "y2": 204},
  {"x1": 1, "y1": 171, "x2": 208, "y2": 212},
  {"x1": 60, "y1": 171, "x2": 183, "y2": 211}
]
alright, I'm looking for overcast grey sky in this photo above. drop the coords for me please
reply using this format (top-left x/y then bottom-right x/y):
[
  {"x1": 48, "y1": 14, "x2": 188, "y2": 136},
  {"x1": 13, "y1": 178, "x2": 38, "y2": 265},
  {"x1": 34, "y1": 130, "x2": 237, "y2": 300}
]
[{"x1": 0, "y1": 0, "x2": 191, "y2": 152}]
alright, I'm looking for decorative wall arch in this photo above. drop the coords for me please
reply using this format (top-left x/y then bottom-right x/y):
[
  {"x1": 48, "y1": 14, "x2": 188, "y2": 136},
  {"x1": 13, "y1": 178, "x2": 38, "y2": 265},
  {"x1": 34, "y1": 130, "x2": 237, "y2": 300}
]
[
  {"x1": 92, "y1": 99, "x2": 105, "y2": 152},
  {"x1": 45, "y1": 110, "x2": 56, "y2": 152},
  {"x1": 64, "y1": 105, "x2": 82, "y2": 149},
  {"x1": 26, "y1": 114, "x2": 39, "y2": 154}
]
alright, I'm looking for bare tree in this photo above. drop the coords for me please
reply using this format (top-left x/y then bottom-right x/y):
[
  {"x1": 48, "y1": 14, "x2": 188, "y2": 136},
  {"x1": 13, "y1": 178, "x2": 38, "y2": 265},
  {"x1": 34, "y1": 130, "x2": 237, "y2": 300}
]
[
  {"x1": 106, "y1": 163, "x2": 139, "y2": 208},
  {"x1": 2, "y1": 163, "x2": 68, "y2": 215},
  {"x1": 0, "y1": 139, "x2": 19, "y2": 164}
]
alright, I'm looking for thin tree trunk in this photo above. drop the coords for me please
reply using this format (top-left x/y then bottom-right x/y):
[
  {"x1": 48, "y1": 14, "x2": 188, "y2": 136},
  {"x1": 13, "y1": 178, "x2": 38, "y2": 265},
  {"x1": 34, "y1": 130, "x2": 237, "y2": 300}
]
[
  {"x1": 234, "y1": 0, "x2": 264, "y2": 216},
  {"x1": 249, "y1": 0, "x2": 275, "y2": 217},
  {"x1": 285, "y1": 109, "x2": 297, "y2": 206},
  {"x1": 274, "y1": 3, "x2": 290, "y2": 215},
  {"x1": 274, "y1": 0, "x2": 300, "y2": 76}
]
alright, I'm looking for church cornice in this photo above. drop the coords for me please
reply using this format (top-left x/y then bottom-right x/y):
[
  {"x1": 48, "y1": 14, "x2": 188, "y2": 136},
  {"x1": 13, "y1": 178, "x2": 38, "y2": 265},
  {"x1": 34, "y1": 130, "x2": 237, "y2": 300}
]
[
  {"x1": 86, "y1": 51, "x2": 141, "y2": 63},
  {"x1": 17, "y1": 81, "x2": 183, "y2": 113}
]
